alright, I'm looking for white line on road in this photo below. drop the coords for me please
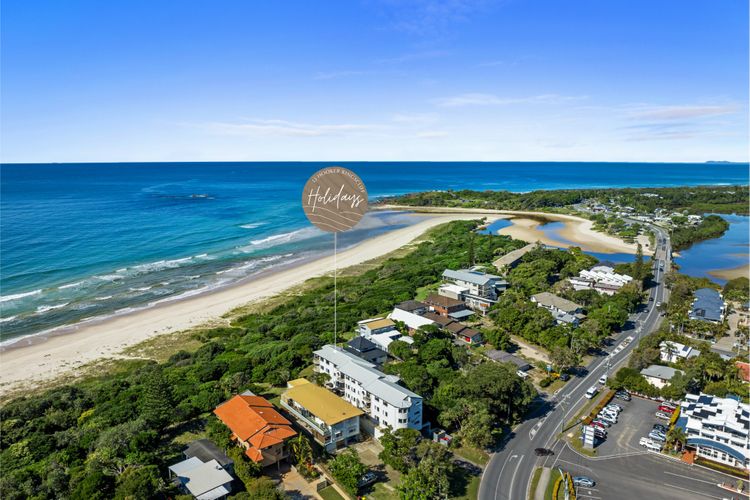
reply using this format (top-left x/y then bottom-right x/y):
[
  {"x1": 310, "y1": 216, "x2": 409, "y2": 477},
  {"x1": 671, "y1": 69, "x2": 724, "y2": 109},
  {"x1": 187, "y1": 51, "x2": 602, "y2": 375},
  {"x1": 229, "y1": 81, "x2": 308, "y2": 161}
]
[
  {"x1": 664, "y1": 483, "x2": 725, "y2": 500},
  {"x1": 508, "y1": 454, "x2": 525, "y2": 500},
  {"x1": 663, "y1": 471, "x2": 724, "y2": 485},
  {"x1": 493, "y1": 452, "x2": 516, "y2": 500}
]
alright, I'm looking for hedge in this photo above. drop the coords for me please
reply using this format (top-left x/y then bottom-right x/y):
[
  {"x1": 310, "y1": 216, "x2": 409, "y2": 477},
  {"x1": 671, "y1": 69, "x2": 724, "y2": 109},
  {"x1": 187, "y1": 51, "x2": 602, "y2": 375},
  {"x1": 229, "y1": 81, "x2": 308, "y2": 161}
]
[
  {"x1": 552, "y1": 477, "x2": 563, "y2": 500},
  {"x1": 583, "y1": 390, "x2": 615, "y2": 425}
]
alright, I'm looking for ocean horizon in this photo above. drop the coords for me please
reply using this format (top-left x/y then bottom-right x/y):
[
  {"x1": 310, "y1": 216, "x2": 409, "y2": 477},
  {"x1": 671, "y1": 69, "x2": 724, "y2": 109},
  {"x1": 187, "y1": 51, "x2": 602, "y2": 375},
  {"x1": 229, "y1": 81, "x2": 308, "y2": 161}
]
[{"x1": 1, "y1": 161, "x2": 748, "y2": 344}]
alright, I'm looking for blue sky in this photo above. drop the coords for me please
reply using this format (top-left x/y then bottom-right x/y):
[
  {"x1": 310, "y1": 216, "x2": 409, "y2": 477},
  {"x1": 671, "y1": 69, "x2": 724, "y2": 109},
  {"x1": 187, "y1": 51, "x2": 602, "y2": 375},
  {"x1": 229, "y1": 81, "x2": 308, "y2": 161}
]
[{"x1": 1, "y1": 0, "x2": 748, "y2": 162}]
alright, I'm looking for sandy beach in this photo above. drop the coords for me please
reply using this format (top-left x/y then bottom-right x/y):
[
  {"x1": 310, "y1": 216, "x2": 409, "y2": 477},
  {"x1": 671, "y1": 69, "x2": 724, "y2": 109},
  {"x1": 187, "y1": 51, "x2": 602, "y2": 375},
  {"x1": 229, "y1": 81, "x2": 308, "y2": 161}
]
[
  {"x1": 377, "y1": 205, "x2": 652, "y2": 255},
  {"x1": 708, "y1": 263, "x2": 750, "y2": 281},
  {"x1": 0, "y1": 213, "x2": 489, "y2": 396}
]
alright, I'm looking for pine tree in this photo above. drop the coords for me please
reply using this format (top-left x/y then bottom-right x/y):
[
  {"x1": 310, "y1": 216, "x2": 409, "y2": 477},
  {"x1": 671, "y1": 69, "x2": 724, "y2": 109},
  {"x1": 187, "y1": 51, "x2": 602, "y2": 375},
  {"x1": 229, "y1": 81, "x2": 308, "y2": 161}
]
[{"x1": 140, "y1": 367, "x2": 174, "y2": 430}]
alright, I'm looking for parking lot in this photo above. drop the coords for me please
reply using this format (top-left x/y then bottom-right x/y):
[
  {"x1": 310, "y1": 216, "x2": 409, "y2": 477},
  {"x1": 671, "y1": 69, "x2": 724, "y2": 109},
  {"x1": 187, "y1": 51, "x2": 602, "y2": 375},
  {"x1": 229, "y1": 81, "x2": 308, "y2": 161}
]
[{"x1": 589, "y1": 394, "x2": 670, "y2": 457}]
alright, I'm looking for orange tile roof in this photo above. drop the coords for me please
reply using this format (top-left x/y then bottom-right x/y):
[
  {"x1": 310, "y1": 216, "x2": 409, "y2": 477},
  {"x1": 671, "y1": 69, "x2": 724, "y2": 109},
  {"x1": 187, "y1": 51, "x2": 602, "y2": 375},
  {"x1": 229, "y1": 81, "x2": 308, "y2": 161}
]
[
  {"x1": 245, "y1": 447, "x2": 264, "y2": 463},
  {"x1": 214, "y1": 394, "x2": 296, "y2": 460},
  {"x1": 737, "y1": 362, "x2": 750, "y2": 382}
]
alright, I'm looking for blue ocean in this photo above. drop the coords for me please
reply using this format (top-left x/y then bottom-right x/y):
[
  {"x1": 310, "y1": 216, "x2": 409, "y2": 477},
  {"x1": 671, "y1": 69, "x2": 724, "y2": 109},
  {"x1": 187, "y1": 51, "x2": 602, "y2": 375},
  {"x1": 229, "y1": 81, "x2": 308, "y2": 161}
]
[{"x1": 1, "y1": 162, "x2": 748, "y2": 344}]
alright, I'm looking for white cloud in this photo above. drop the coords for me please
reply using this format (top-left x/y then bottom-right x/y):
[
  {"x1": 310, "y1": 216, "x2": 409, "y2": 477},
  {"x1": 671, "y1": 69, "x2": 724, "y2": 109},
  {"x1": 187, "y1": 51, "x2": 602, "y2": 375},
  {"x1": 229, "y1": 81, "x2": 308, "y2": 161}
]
[
  {"x1": 628, "y1": 105, "x2": 738, "y2": 121},
  {"x1": 433, "y1": 93, "x2": 587, "y2": 107},
  {"x1": 197, "y1": 119, "x2": 380, "y2": 137}
]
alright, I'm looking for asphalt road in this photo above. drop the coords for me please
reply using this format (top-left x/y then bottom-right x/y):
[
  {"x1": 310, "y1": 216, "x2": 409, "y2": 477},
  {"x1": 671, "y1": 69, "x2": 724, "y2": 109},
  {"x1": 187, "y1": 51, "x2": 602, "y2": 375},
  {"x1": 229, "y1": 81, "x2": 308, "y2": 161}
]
[{"x1": 478, "y1": 226, "x2": 672, "y2": 500}]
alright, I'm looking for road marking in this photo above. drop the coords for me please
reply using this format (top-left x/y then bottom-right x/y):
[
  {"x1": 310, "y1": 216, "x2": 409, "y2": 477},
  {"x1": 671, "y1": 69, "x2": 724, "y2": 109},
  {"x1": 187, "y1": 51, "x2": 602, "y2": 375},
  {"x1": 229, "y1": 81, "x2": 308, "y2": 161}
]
[
  {"x1": 664, "y1": 483, "x2": 724, "y2": 500},
  {"x1": 663, "y1": 471, "x2": 723, "y2": 485},
  {"x1": 508, "y1": 454, "x2": 524, "y2": 500},
  {"x1": 493, "y1": 452, "x2": 516, "y2": 500}
]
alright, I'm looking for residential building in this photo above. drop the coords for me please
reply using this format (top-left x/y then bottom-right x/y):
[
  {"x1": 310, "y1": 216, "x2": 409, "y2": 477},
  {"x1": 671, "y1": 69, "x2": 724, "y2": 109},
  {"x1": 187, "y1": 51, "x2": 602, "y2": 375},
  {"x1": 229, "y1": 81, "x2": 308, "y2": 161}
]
[
  {"x1": 442, "y1": 269, "x2": 508, "y2": 300},
  {"x1": 389, "y1": 307, "x2": 436, "y2": 333},
  {"x1": 169, "y1": 455, "x2": 234, "y2": 500},
  {"x1": 438, "y1": 283, "x2": 469, "y2": 301},
  {"x1": 313, "y1": 345, "x2": 423, "y2": 435},
  {"x1": 394, "y1": 300, "x2": 428, "y2": 315},
  {"x1": 660, "y1": 341, "x2": 699, "y2": 364},
  {"x1": 493, "y1": 243, "x2": 537, "y2": 273},
  {"x1": 368, "y1": 329, "x2": 413, "y2": 351},
  {"x1": 689, "y1": 288, "x2": 726, "y2": 323},
  {"x1": 345, "y1": 336, "x2": 388, "y2": 365},
  {"x1": 358, "y1": 317, "x2": 396, "y2": 337},
  {"x1": 444, "y1": 321, "x2": 483, "y2": 344},
  {"x1": 640, "y1": 365, "x2": 684, "y2": 389},
  {"x1": 677, "y1": 393, "x2": 749, "y2": 470},
  {"x1": 281, "y1": 379, "x2": 363, "y2": 452},
  {"x1": 484, "y1": 349, "x2": 531, "y2": 371},
  {"x1": 736, "y1": 362, "x2": 750, "y2": 383},
  {"x1": 213, "y1": 393, "x2": 296, "y2": 467},
  {"x1": 183, "y1": 439, "x2": 234, "y2": 475},
  {"x1": 422, "y1": 311, "x2": 456, "y2": 329},
  {"x1": 423, "y1": 293, "x2": 473, "y2": 320},
  {"x1": 568, "y1": 265, "x2": 632, "y2": 296},
  {"x1": 531, "y1": 292, "x2": 585, "y2": 325}
]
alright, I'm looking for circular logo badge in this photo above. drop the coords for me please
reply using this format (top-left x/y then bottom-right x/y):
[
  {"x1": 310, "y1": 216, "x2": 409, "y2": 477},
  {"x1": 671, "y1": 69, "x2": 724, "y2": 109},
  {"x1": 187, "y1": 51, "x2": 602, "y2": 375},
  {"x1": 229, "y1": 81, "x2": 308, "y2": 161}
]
[{"x1": 302, "y1": 167, "x2": 368, "y2": 232}]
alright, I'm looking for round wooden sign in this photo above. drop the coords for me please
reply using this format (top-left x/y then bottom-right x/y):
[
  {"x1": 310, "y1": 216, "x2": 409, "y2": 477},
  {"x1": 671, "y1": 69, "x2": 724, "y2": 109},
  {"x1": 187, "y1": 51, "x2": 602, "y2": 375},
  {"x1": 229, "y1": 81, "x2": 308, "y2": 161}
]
[{"x1": 302, "y1": 167, "x2": 368, "y2": 232}]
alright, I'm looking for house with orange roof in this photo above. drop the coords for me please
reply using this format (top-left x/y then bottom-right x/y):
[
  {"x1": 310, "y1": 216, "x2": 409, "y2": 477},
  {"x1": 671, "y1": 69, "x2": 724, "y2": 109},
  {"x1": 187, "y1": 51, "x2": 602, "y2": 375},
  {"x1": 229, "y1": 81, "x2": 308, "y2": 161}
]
[
  {"x1": 736, "y1": 361, "x2": 750, "y2": 382},
  {"x1": 214, "y1": 392, "x2": 297, "y2": 467}
]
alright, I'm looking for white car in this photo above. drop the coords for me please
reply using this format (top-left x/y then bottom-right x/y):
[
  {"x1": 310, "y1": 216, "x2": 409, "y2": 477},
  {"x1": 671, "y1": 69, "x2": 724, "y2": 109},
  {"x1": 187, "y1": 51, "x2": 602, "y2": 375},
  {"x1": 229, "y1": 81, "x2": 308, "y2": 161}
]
[
  {"x1": 639, "y1": 437, "x2": 662, "y2": 451},
  {"x1": 655, "y1": 411, "x2": 671, "y2": 420},
  {"x1": 598, "y1": 413, "x2": 617, "y2": 424},
  {"x1": 599, "y1": 375, "x2": 608, "y2": 385}
]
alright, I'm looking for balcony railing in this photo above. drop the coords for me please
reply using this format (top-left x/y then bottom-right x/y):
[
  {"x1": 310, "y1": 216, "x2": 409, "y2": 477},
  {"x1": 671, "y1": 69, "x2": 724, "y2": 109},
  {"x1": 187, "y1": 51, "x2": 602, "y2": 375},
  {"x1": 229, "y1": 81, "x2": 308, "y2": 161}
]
[{"x1": 280, "y1": 400, "x2": 331, "y2": 439}]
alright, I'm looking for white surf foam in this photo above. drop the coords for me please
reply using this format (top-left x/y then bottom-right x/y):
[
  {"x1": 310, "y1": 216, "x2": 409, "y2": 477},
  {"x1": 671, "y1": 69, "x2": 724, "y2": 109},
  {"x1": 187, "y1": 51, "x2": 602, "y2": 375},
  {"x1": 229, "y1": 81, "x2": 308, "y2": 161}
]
[
  {"x1": 59, "y1": 281, "x2": 85, "y2": 290},
  {"x1": 0, "y1": 289, "x2": 43, "y2": 303},
  {"x1": 36, "y1": 302, "x2": 69, "y2": 314}
]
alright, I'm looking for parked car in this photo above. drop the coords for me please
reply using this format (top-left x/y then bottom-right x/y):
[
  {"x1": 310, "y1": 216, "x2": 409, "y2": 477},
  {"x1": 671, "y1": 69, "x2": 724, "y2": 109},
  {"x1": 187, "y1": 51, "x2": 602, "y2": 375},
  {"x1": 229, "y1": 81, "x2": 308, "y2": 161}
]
[
  {"x1": 661, "y1": 402, "x2": 677, "y2": 410},
  {"x1": 606, "y1": 403, "x2": 623, "y2": 411},
  {"x1": 573, "y1": 477, "x2": 596, "y2": 488},
  {"x1": 652, "y1": 424, "x2": 668, "y2": 433},
  {"x1": 658, "y1": 405, "x2": 674, "y2": 414},
  {"x1": 639, "y1": 437, "x2": 654, "y2": 447},
  {"x1": 560, "y1": 373, "x2": 571, "y2": 381},
  {"x1": 592, "y1": 428, "x2": 607, "y2": 439},
  {"x1": 604, "y1": 404, "x2": 622, "y2": 413},
  {"x1": 655, "y1": 411, "x2": 672, "y2": 420},
  {"x1": 358, "y1": 471, "x2": 378, "y2": 488},
  {"x1": 639, "y1": 437, "x2": 662, "y2": 451},
  {"x1": 615, "y1": 391, "x2": 631, "y2": 401},
  {"x1": 598, "y1": 413, "x2": 617, "y2": 424},
  {"x1": 534, "y1": 448, "x2": 554, "y2": 456},
  {"x1": 648, "y1": 431, "x2": 666, "y2": 442},
  {"x1": 591, "y1": 419, "x2": 610, "y2": 429}
]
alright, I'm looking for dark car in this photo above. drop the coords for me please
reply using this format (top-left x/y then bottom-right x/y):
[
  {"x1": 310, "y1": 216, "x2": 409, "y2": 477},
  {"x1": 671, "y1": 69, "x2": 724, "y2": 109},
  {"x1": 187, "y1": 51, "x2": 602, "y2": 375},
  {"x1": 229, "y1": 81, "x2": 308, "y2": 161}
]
[
  {"x1": 615, "y1": 391, "x2": 631, "y2": 401},
  {"x1": 534, "y1": 447, "x2": 554, "y2": 456},
  {"x1": 358, "y1": 471, "x2": 378, "y2": 488},
  {"x1": 559, "y1": 373, "x2": 571, "y2": 381},
  {"x1": 653, "y1": 423, "x2": 667, "y2": 433}
]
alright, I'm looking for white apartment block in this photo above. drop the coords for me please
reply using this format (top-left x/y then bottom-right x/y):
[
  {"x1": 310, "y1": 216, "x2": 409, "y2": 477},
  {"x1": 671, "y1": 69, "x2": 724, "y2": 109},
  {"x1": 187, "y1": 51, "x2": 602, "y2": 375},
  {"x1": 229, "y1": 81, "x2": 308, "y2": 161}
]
[
  {"x1": 679, "y1": 393, "x2": 749, "y2": 470},
  {"x1": 313, "y1": 345, "x2": 423, "y2": 435},
  {"x1": 569, "y1": 266, "x2": 632, "y2": 296}
]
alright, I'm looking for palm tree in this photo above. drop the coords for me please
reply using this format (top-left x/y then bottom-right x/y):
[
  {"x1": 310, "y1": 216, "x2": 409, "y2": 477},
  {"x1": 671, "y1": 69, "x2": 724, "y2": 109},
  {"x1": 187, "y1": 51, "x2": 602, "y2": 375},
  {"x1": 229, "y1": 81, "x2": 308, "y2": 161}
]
[
  {"x1": 666, "y1": 426, "x2": 687, "y2": 453},
  {"x1": 291, "y1": 435, "x2": 314, "y2": 471}
]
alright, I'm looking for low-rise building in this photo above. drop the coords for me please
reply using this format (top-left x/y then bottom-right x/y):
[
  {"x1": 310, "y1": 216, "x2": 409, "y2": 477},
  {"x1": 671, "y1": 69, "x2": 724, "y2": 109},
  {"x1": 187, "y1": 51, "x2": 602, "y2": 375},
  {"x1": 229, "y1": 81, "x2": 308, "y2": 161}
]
[
  {"x1": 677, "y1": 393, "x2": 749, "y2": 471},
  {"x1": 369, "y1": 330, "x2": 413, "y2": 351},
  {"x1": 640, "y1": 364, "x2": 684, "y2": 389},
  {"x1": 442, "y1": 269, "x2": 508, "y2": 300},
  {"x1": 394, "y1": 300, "x2": 429, "y2": 315},
  {"x1": 438, "y1": 283, "x2": 469, "y2": 301},
  {"x1": 530, "y1": 292, "x2": 585, "y2": 325},
  {"x1": 493, "y1": 243, "x2": 537, "y2": 273},
  {"x1": 659, "y1": 341, "x2": 699, "y2": 364},
  {"x1": 389, "y1": 307, "x2": 436, "y2": 333},
  {"x1": 183, "y1": 439, "x2": 234, "y2": 475},
  {"x1": 345, "y1": 336, "x2": 388, "y2": 365},
  {"x1": 484, "y1": 349, "x2": 531, "y2": 371},
  {"x1": 423, "y1": 293, "x2": 473, "y2": 320},
  {"x1": 568, "y1": 265, "x2": 632, "y2": 296},
  {"x1": 358, "y1": 317, "x2": 397, "y2": 337},
  {"x1": 689, "y1": 288, "x2": 726, "y2": 323},
  {"x1": 168, "y1": 456, "x2": 234, "y2": 500},
  {"x1": 281, "y1": 379, "x2": 363, "y2": 452},
  {"x1": 213, "y1": 393, "x2": 297, "y2": 467},
  {"x1": 313, "y1": 345, "x2": 423, "y2": 435}
]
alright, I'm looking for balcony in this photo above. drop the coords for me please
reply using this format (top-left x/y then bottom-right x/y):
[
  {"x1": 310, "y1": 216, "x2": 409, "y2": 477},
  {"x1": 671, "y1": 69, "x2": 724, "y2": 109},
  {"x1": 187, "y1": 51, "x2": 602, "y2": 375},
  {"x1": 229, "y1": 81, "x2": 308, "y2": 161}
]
[{"x1": 280, "y1": 399, "x2": 331, "y2": 442}]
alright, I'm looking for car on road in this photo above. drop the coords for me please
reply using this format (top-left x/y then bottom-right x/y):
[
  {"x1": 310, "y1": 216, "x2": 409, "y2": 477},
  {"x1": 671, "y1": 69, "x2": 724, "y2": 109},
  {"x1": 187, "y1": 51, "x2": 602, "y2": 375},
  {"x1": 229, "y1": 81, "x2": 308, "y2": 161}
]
[
  {"x1": 655, "y1": 411, "x2": 672, "y2": 420},
  {"x1": 573, "y1": 476, "x2": 596, "y2": 488},
  {"x1": 658, "y1": 405, "x2": 674, "y2": 414},
  {"x1": 598, "y1": 375, "x2": 608, "y2": 385},
  {"x1": 534, "y1": 448, "x2": 554, "y2": 456},
  {"x1": 585, "y1": 386, "x2": 598, "y2": 399},
  {"x1": 649, "y1": 296, "x2": 654, "y2": 302}
]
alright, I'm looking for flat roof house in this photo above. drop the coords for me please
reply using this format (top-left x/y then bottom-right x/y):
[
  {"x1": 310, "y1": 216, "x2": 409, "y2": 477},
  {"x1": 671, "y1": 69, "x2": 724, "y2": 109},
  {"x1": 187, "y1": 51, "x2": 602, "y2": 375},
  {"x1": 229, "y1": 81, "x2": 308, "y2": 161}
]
[
  {"x1": 689, "y1": 288, "x2": 726, "y2": 323},
  {"x1": 168, "y1": 456, "x2": 234, "y2": 500},
  {"x1": 281, "y1": 379, "x2": 363, "y2": 452},
  {"x1": 484, "y1": 349, "x2": 531, "y2": 371},
  {"x1": 389, "y1": 307, "x2": 436, "y2": 333},
  {"x1": 213, "y1": 394, "x2": 296, "y2": 467},
  {"x1": 442, "y1": 269, "x2": 508, "y2": 301},
  {"x1": 183, "y1": 439, "x2": 233, "y2": 473},
  {"x1": 677, "y1": 393, "x2": 749, "y2": 471},
  {"x1": 493, "y1": 243, "x2": 537, "y2": 273},
  {"x1": 313, "y1": 345, "x2": 423, "y2": 436},
  {"x1": 358, "y1": 317, "x2": 397, "y2": 337},
  {"x1": 640, "y1": 364, "x2": 684, "y2": 389},
  {"x1": 345, "y1": 336, "x2": 388, "y2": 365}
]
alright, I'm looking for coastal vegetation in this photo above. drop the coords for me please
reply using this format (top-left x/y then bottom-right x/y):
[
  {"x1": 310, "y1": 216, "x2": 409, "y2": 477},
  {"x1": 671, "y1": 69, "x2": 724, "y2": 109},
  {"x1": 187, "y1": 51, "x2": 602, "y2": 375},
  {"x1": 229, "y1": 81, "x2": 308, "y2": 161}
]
[
  {"x1": 670, "y1": 215, "x2": 730, "y2": 251},
  {"x1": 0, "y1": 220, "x2": 531, "y2": 499},
  {"x1": 382, "y1": 185, "x2": 749, "y2": 215}
]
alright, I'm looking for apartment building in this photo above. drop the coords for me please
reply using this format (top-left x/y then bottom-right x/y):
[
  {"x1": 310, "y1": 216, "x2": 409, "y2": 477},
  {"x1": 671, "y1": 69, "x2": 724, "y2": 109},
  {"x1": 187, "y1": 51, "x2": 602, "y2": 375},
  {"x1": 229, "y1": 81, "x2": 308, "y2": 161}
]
[{"x1": 313, "y1": 345, "x2": 423, "y2": 436}]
